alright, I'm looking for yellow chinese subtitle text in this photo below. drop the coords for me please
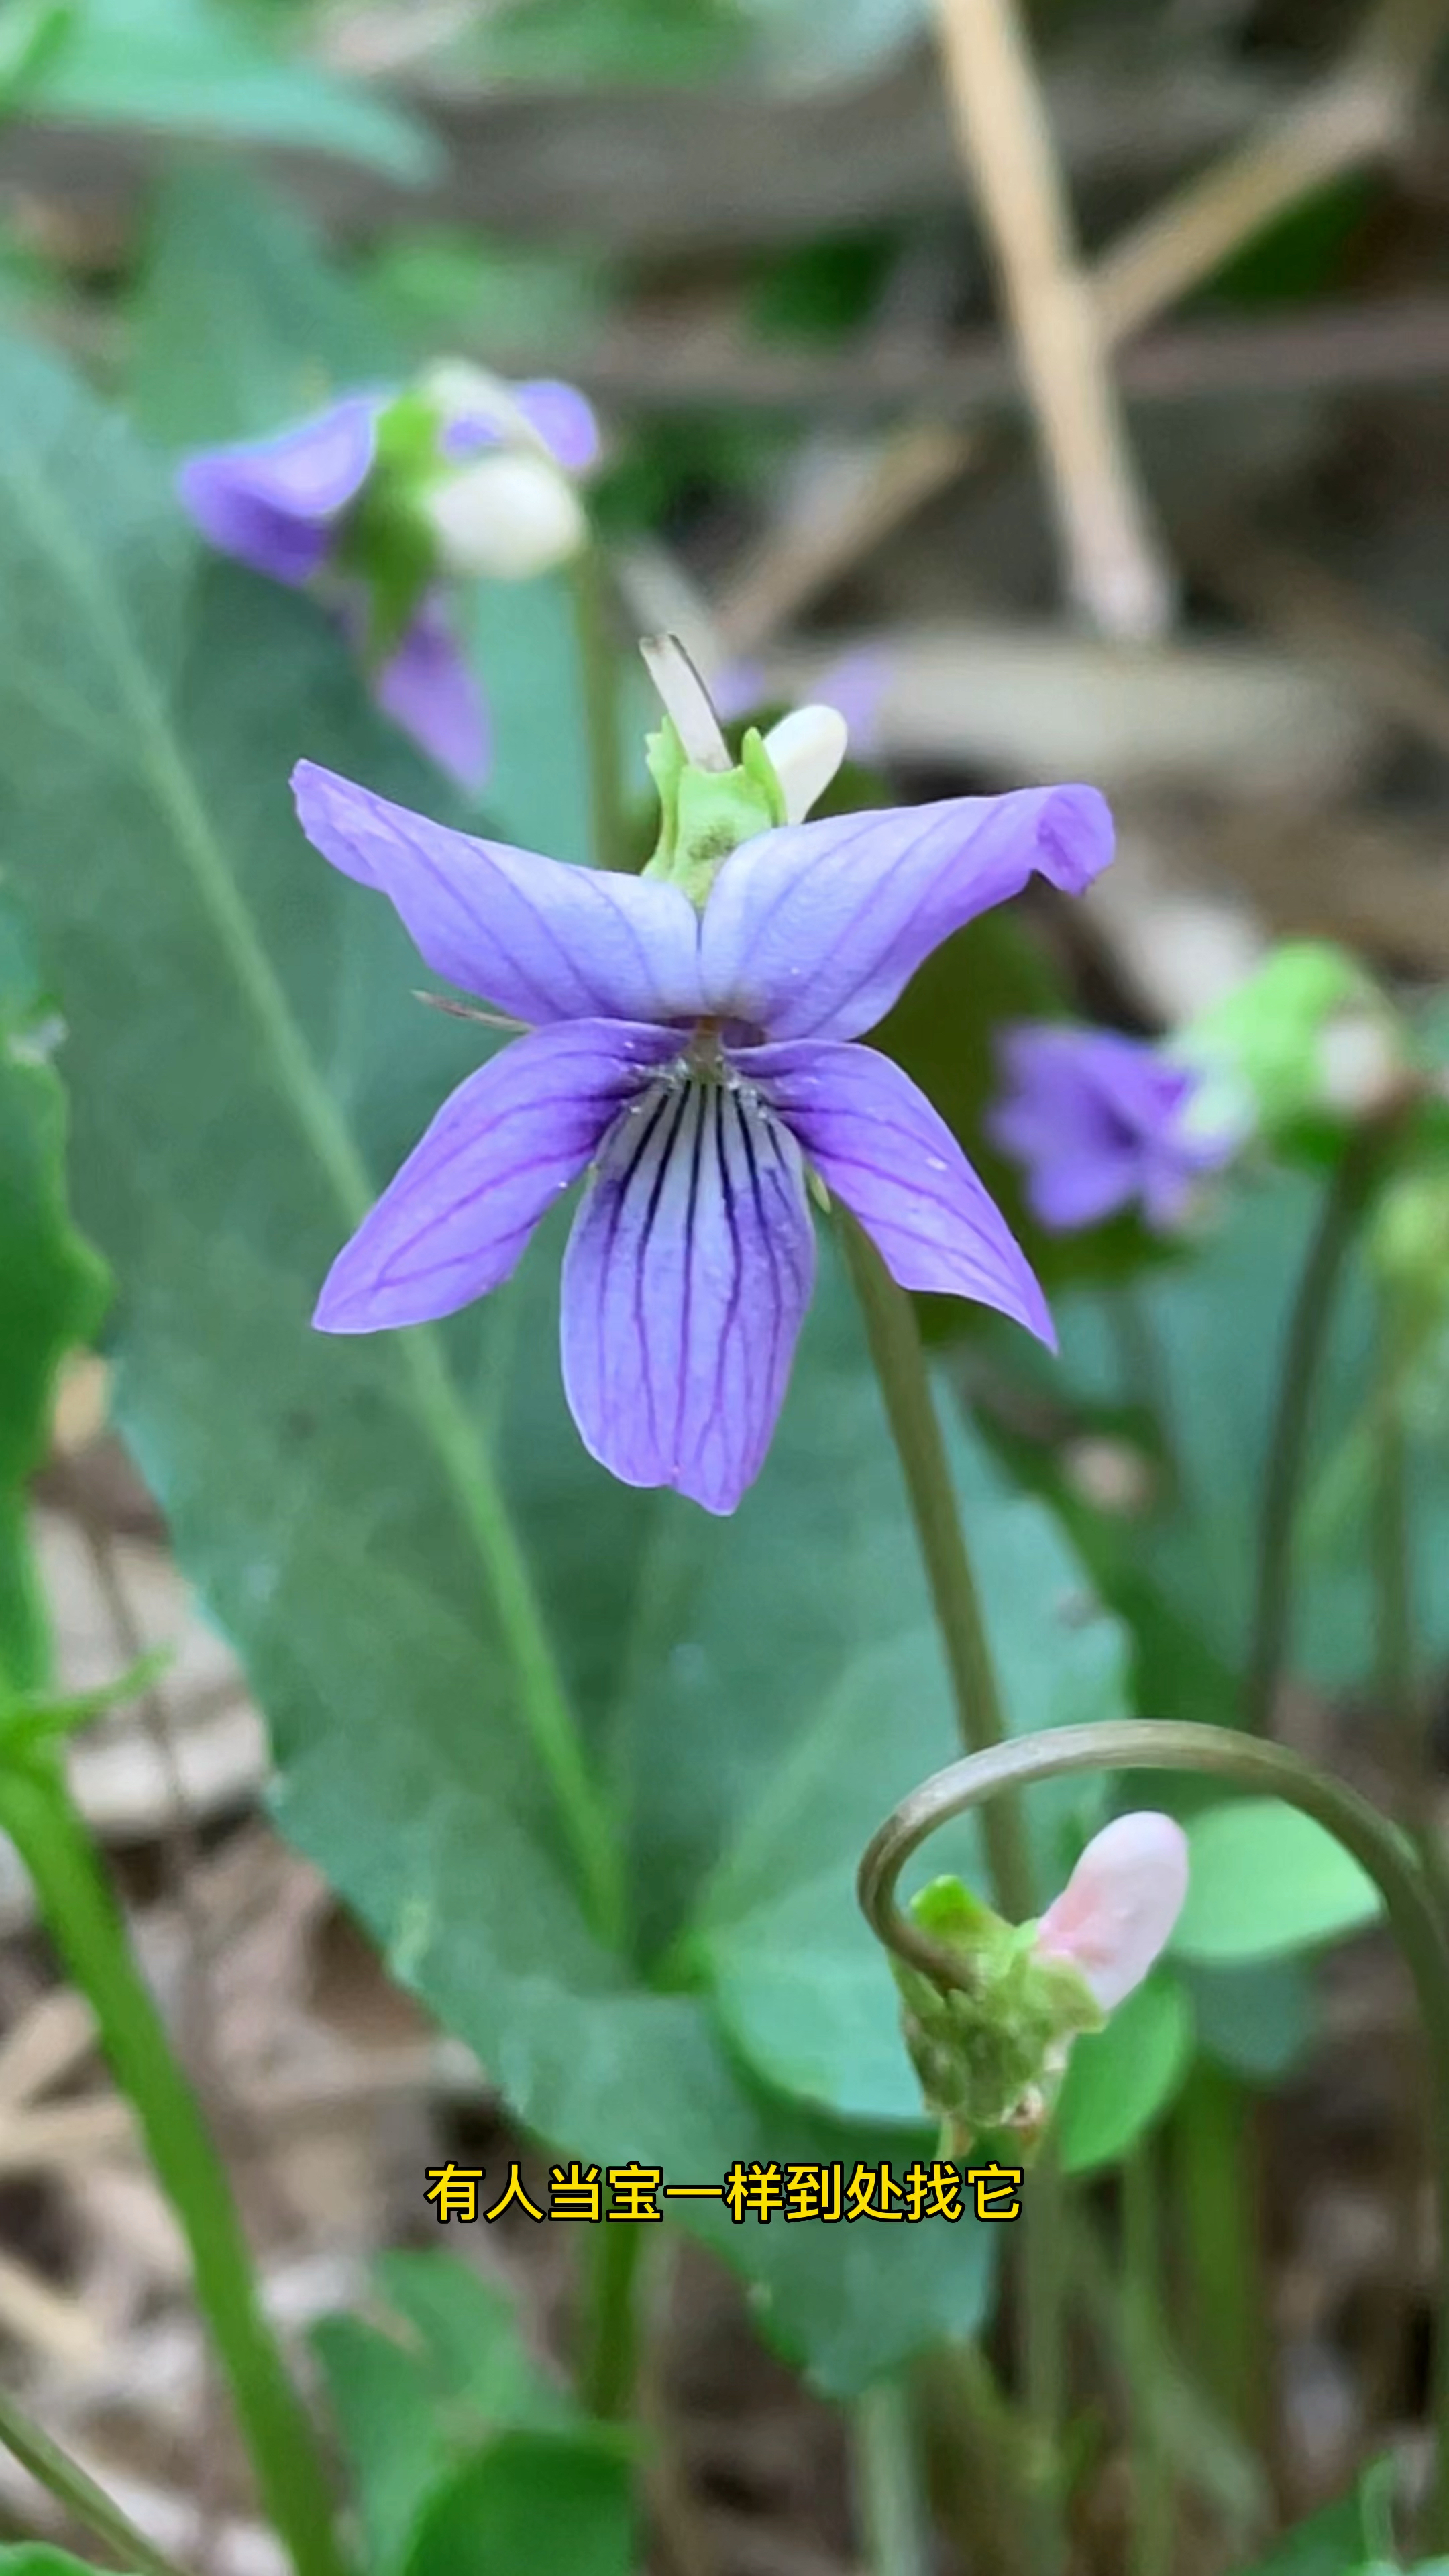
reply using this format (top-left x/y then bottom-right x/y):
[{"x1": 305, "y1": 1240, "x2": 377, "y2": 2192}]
[{"x1": 423, "y1": 2158, "x2": 1023, "y2": 2224}]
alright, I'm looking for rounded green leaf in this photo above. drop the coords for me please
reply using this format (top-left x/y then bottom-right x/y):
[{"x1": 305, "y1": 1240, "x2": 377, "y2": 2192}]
[
  {"x1": 1055, "y1": 1972, "x2": 1193, "y2": 2177},
  {"x1": 1171, "y1": 1800, "x2": 1381, "y2": 1965}
]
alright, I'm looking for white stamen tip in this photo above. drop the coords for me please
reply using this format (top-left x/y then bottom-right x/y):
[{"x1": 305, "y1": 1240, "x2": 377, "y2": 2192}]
[
  {"x1": 641, "y1": 634, "x2": 733, "y2": 772},
  {"x1": 762, "y1": 702, "x2": 849, "y2": 824}
]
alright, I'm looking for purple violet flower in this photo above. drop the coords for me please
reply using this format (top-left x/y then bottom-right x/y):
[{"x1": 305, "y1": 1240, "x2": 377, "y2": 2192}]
[
  {"x1": 297, "y1": 757, "x2": 1113, "y2": 1513},
  {"x1": 986, "y1": 1024, "x2": 1240, "y2": 1234},
  {"x1": 178, "y1": 374, "x2": 598, "y2": 793}
]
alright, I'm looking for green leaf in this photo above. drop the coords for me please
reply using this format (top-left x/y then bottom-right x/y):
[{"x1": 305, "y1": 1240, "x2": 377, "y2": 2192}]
[
  {"x1": 128, "y1": 160, "x2": 398, "y2": 451},
  {"x1": 0, "y1": 977, "x2": 109, "y2": 1696},
  {"x1": 695, "y1": 1421, "x2": 1128, "y2": 2125},
  {"x1": 466, "y1": 573, "x2": 594, "y2": 859},
  {"x1": 1171, "y1": 1801, "x2": 1381, "y2": 1966},
  {"x1": 0, "y1": 327, "x2": 1135, "y2": 2392},
  {"x1": 312, "y1": 2315, "x2": 448, "y2": 2576},
  {"x1": 0, "y1": 2557, "x2": 138, "y2": 2576},
  {"x1": 1226, "y1": 2489, "x2": 1368, "y2": 2573},
  {"x1": 25, "y1": 0, "x2": 440, "y2": 180},
  {"x1": 1054, "y1": 1972, "x2": 1193, "y2": 2176},
  {"x1": 403, "y1": 2430, "x2": 635, "y2": 2576},
  {"x1": 1184, "y1": 1955, "x2": 1319, "y2": 2085},
  {"x1": 1025, "y1": 1168, "x2": 1449, "y2": 1706},
  {"x1": 0, "y1": 1, "x2": 77, "y2": 111},
  {"x1": 368, "y1": 2249, "x2": 571, "y2": 2431}
]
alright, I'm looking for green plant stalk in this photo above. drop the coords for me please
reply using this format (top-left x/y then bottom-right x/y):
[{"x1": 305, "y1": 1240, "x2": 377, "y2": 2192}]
[
  {"x1": 1244, "y1": 1126, "x2": 1389, "y2": 1735},
  {"x1": 0, "y1": 1746, "x2": 345, "y2": 2576},
  {"x1": 838, "y1": 1211, "x2": 1033, "y2": 1915},
  {"x1": 858, "y1": 1716, "x2": 1449, "y2": 2549},
  {"x1": 570, "y1": 541, "x2": 633, "y2": 876},
  {"x1": 578, "y1": 2214, "x2": 646, "y2": 2419},
  {"x1": 1172, "y1": 2061, "x2": 1269, "y2": 2449},
  {"x1": 0, "y1": 2378, "x2": 192, "y2": 2576},
  {"x1": 1371, "y1": 1291, "x2": 1449, "y2": 1921},
  {"x1": 853, "y1": 2381, "x2": 932, "y2": 2576},
  {"x1": 839, "y1": 1210, "x2": 1064, "y2": 2567},
  {"x1": 1122, "y1": 2143, "x2": 1175, "y2": 2576}
]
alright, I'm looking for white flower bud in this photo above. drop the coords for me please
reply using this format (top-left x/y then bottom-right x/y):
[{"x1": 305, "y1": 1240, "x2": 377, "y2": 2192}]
[
  {"x1": 1317, "y1": 1005, "x2": 1406, "y2": 1120},
  {"x1": 762, "y1": 703, "x2": 849, "y2": 824},
  {"x1": 425, "y1": 452, "x2": 587, "y2": 582},
  {"x1": 1034, "y1": 1812, "x2": 1189, "y2": 2013}
]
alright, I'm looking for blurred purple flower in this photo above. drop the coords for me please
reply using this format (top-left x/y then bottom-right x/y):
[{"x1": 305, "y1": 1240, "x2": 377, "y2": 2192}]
[
  {"x1": 177, "y1": 376, "x2": 598, "y2": 792},
  {"x1": 986, "y1": 1024, "x2": 1240, "y2": 1234},
  {"x1": 296, "y1": 763, "x2": 1113, "y2": 1513}
]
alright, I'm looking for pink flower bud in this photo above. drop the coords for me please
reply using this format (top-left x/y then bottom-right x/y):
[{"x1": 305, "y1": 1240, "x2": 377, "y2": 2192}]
[{"x1": 1034, "y1": 1813, "x2": 1189, "y2": 2013}]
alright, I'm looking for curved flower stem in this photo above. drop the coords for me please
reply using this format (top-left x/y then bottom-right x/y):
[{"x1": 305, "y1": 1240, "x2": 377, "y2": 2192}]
[
  {"x1": 837, "y1": 1211, "x2": 1033, "y2": 1916},
  {"x1": 857, "y1": 1715, "x2": 1449, "y2": 2548},
  {"x1": 839, "y1": 1212, "x2": 1061, "y2": 2558},
  {"x1": 0, "y1": 1744, "x2": 345, "y2": 2576},
  {"x1": 1243, "y1": 1127, "x2": 1389, "y2": 1735},
  {"x1": 570, "y1": 541, "x2": 633, "y2": 876}
]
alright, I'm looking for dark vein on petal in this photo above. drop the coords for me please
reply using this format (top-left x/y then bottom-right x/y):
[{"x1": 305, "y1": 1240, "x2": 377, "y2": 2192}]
[{"x1": 673, "y1": 1079, "x2": 711, "y2": 1467}]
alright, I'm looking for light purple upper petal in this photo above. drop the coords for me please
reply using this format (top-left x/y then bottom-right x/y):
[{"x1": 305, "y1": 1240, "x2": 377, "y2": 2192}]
[
  {"x1": 748, "y1": 1039, "x2": 1054, "y2": 1348},
  {"x1": 560, "y1": 1075, "x2": 816, "y2": 1515},
  {"x1": 699, "y1": 786, "x2": 1113, "y2": 1043},
  {"x1": 315, "y1": 1019, "x2": 680, "y2": 1332},
  {"x1": 178, "y1": 396, "x2": 379, "y2": 587},
  {"x1": 292, "y1": 763, "x2": 706, "y2": 1026},
  {"x1": 375, "y1": 598, "x2": 492, "y2": 791}
]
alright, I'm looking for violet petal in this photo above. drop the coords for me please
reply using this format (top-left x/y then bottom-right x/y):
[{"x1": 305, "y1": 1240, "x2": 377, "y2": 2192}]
[
  {"x1": 560, "y1": 1074, "x2": 816, "y2": 1515},
  {"x1": 747, "y1": 1038, "x2": 1054, "y2": 1347},
  {"x1": 292, "y1": 763, "x2": 706, "y2": 1026},
  {"x1": 700, "y1": 785, "x2": 1113, "y2": 1044},
  {"x1": 178, "y1": 395, "x2": 379, "y2": 587},
  {"x1": 375, "y1": 599, "x2": 492, "y2": 790},
  {"x1": 314, "y1": 1018, "x2": 680, "y2": 1332}
]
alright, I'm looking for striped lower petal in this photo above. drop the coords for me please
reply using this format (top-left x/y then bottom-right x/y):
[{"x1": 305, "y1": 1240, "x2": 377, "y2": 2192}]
[{"x1": 560, "y1": 1073, "x2": 816, "y2": 1517}]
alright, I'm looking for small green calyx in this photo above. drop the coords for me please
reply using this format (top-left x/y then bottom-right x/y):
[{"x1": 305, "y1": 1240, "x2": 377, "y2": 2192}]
[
  {"x1": 331, "y1": 387, "x2": 451, "y2": 669},
  {"x1": 643, "y1": 719, "x2": 786, "y2": 910},
  {"x1": 891, "y1": 1874, "x2": 1103, "y2": 2160}
]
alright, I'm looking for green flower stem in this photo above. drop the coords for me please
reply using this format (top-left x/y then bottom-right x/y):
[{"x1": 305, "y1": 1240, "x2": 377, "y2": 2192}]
[
  {"x1": 570, "y1": 541, "x2": 633, "y2": 876},
  {"x1": 839, "y1": 1211, "x2": 1063, "y2": 2566},
  {"x1": 853, "y1": 2381, "x2": 932, "y2": 2576},
  {"x1": 0, "y1": 1745, "x2": 345, "y2": 2576},
  {"x1": 1172, "y1": 2061, "x2": 1269, "y2": 2448},
  {"x1": 578, "y1": 2214, "x2": 646, "y2": 2418},
  {"x1": 1373, "y1": 1293, "x2": 1449, "y2": 1919},
  {"x1": 857, "y1": 1716, "x2": 1449, "y2": 2548},
  {"x1": 1122, "y1": 2143, "x2": 1175, "y2": 2576},
  {"x1": 1244, "y1": 1126, "x2": 1389, "y2": 1736},
  {"x1": 0, "y1": 2378, "x2": 192, "y2": 2576},
  {"x1": 838, "y1": 1211, "x2": 1033, "y2": 1917}
]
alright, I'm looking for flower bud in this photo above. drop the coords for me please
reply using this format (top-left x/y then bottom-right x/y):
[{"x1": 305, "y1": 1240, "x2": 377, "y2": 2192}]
[
  {"x1": 890, "y1": 1815, "x2": 1188, "y2": 2155},
  {"x1": 1181, "y1": 941, "x2": 1414, "y2": 1150},
  {"x1": 423, "y1": 451, "x2": 587, "y2": 582},
  {"x1": 1034, "y1": 1811, "x2": 1189, "y2": 2012}
]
